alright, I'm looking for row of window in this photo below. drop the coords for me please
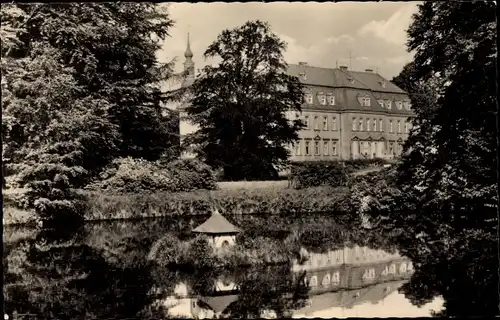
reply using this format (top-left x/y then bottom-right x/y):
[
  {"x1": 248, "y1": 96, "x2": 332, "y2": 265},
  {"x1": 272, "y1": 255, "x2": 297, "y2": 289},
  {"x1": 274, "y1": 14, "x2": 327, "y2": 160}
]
[
  {"x1": 302, "y1": 92, "x2": 411, "y2": 111},
  {"x1": 301, "y1": 115, "x2": 338, "y2": 131},
  {"x1": 305, "y1": 262, "x2": 413, "y2": 288},
  {"x1": 352, "y1": 117, "x2": 411, "y2": 134},
  {"x1": 295, "y1": 139, "x2": 338, "y2": 156},
  {"x1": 304, "y1": 92, "x2": 335, "y2": 105}
]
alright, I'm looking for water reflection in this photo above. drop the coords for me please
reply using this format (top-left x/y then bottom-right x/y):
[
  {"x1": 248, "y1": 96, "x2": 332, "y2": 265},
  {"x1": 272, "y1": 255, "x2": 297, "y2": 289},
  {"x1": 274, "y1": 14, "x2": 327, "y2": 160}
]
[{"x1": 3, "y1": 216, "x2": 443, "y2": 319}]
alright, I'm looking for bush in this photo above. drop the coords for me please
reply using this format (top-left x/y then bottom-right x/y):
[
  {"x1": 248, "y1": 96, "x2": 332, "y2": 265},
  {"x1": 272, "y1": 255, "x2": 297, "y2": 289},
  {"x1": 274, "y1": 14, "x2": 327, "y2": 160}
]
[
  {"x1": 289, "y1": 159, "x2": 391, "y2": 189},
  {"x1": 86, "y1": 157, "x2": 217, "y2": 194},
  {"x1": 289, "y1": 161, "x2": 349, "y2": 189}
]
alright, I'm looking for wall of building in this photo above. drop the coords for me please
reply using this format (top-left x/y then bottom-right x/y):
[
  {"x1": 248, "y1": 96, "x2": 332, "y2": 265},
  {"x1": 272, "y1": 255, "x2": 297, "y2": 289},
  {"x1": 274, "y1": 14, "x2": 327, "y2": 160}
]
[{"x1": 289, "y1": 111, "x2": 413, "y2": 161}]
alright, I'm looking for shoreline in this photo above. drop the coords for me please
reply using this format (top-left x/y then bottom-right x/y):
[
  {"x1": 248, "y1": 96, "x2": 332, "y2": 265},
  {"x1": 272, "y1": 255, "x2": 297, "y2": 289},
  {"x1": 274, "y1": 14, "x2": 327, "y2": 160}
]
[{"x1": 3, "y1": 185, "x2": 351, "y2": 227}]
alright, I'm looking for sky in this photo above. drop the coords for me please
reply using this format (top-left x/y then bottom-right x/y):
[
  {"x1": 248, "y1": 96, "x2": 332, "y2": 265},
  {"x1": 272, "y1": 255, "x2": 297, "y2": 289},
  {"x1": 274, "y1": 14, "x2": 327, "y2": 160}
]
[{"x1": 157, "y1": 1, "x2": 420, "y2": 87}]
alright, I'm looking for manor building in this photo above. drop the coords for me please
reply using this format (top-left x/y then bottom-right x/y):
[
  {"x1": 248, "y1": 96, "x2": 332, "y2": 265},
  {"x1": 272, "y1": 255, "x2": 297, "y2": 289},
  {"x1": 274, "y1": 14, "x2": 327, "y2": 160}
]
[
  {"x1": 176, "y1": 35, "x2": 415, "y2": 161},
  {"x1": 286, "y1": 62, "x2": 415, "y2": 161}
]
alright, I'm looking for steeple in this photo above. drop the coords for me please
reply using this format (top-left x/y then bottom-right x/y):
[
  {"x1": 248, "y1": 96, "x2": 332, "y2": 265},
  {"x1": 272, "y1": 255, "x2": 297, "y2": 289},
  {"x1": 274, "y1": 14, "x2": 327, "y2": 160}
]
[
  {"x1": 185, "y1": 32, "x2": 193, "y2": 58},
  {"x1": 182, "y1": 32, "x2": 195, "y2": 88}
]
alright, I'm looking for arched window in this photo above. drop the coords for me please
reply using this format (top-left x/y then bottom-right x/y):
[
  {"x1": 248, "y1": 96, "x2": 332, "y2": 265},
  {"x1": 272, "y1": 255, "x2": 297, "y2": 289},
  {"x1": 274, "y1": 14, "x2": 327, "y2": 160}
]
[
  {"x1": 322, "y1": 273, "x2": 331, "y2": 286},
  {"x1": 332, "y1": 271, "x2": 340, "y2": 284},
  {"x1": 399, "y1": 262, "x2": 407, "y2": 273},
  {"x1": 310, "y1": 276, "x2": 318, "y2": 287}
]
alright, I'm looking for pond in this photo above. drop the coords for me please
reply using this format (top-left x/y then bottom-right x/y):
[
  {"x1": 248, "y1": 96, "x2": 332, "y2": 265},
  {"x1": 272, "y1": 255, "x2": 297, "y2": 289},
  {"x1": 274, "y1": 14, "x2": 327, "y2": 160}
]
[{"x1": 3, "y1": 214, "x2": 444, "y2": 319}]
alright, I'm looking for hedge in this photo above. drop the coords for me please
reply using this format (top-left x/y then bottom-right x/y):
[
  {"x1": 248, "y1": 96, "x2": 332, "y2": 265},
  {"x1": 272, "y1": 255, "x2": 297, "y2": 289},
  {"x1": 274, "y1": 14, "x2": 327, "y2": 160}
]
[
  {"x1": 84, "y1": 186, "x2": 351, "y2": 220},
  {"x1": 288, "y1": 158, "x2": 390, "y2": 189}
]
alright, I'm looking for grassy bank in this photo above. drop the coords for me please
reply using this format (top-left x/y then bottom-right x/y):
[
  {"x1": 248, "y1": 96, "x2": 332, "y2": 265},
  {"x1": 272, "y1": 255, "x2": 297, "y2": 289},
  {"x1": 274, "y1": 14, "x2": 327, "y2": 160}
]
[{"x1": 3, "y1": 186, "x2": 350, "y2": 226}]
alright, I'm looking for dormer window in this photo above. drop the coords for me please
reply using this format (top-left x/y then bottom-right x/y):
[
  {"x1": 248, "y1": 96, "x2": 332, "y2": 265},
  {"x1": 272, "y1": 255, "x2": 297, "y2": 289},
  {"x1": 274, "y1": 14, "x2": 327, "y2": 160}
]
[
  {"x1": 348, "y1": 77, "x2": 354, "y2": 84},
  {"x1": 396, "y1": 101, "x2": 403, "y2": 110},
  {"x1": 405, "y1": 100, "x2": 412, "y2": 110},
  {"x1": 305, "y1": 93, "x2": 313, "y2": 104},
  {"x1": 361, "y1": 97, "x2": 371, "y2": 107},
  {"x1": 328, "y1": 94, "x2": 335, "y2": 105},
  {"x1": 378, "y1": 100, "x2": 384, "y2": 108},
  {"x1": 381, "y1": 81, "x2": 386, "y2": 88},
  {"x1": 318, "y1": 93, "x2": 326, "y2": 105},
  {"x1": 299, "y1": 72, "x2": 307, "y2": 81},
  {"x1": 386, "y1": 100, "x2": 392, "y2": 109}
]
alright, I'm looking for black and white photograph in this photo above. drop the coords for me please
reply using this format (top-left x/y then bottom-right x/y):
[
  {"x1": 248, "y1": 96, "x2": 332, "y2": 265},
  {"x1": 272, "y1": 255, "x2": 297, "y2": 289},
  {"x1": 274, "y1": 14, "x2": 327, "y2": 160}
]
[{"x1": 1, "y1": 1, "x2": 497, "y2": 319}]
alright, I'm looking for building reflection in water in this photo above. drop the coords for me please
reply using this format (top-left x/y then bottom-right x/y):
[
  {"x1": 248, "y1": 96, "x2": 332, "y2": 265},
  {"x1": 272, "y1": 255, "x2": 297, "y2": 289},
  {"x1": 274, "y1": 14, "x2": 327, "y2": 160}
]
[{"x1": 153, "y1": 244, "x2": 416, "y2": 319}]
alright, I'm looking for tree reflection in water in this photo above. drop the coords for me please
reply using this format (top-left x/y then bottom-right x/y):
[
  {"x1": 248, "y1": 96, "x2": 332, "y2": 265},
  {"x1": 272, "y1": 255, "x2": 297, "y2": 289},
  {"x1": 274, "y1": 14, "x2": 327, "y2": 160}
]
[{"x1": 3, "y1": 214, "x2": 451, "y2": 319}]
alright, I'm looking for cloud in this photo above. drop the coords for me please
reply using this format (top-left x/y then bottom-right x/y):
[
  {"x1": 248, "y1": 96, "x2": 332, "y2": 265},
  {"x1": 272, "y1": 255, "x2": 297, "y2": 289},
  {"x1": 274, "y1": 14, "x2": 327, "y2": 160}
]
[{"x1": 357, "y1": 3, "x2": 418, "y2": 45}]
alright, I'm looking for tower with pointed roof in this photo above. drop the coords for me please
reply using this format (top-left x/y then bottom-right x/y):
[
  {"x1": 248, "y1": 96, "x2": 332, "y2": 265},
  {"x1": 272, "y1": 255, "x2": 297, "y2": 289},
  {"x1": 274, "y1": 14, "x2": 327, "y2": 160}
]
[
  {"x1": 182, "y1": 33, "x2": 195, "y2": 88},
  {"x1": 179, "y1": 33, "x2": 199, "y2": 159}
]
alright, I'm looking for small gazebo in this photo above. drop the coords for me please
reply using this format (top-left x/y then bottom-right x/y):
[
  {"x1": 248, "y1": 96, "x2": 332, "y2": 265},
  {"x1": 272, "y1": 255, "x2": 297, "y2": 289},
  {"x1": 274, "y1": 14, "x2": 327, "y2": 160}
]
[{"x1": 192, "y1": 210, "x2": 240, "y2": 250}]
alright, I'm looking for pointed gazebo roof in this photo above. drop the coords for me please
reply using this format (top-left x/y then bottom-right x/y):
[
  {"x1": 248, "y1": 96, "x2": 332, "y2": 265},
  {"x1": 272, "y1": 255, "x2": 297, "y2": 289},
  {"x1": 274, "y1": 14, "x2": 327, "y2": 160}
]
[{"x1": 192, "y1": 210, "x2": 240, "y2": 234}]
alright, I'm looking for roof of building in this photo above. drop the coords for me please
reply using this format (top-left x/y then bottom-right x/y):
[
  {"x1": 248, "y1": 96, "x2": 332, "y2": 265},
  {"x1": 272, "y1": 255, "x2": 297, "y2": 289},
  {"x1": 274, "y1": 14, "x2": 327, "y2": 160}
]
[
  {"x1": 192, "y1": 211, "x2": 240, "y2": 234},
  {"x1": 286, "y1": 63, "x2": 414, "y2": 116},
  {"x1": 199, "y1": 294, "x2": 239, "y2": 313}
]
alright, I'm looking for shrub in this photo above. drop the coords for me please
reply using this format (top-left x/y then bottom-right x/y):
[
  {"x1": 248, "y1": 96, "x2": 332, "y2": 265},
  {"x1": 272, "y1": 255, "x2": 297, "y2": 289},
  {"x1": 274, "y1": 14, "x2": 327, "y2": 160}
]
[
  {"x1": 289, "y1": 161, "x2": 349, "y2": 189},
  {"x1": 86, "y1": 157, "x2": 217, "y2": 194},
  {"x1": 289, "y1": 159, "x2": 391, "y2": 189}
]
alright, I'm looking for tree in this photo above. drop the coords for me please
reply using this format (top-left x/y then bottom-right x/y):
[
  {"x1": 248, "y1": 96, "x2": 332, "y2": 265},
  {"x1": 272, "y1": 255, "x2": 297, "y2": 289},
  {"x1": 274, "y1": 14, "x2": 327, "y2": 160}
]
[
  {"x1": 182, "y1": 20, "x2": 305, "y2": 181},
  {"x1": 1, "y1": 3, "x2": 179, "y2": 223},
  {"x1": 355, "y1": 2, "x2": 497, "y2": 317}
]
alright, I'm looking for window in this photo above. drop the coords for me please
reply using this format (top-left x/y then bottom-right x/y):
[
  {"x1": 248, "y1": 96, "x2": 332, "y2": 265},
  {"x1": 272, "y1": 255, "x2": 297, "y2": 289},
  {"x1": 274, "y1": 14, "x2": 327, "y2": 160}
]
[
  {"x1": 352, "y1": 118, "x2": 357, "y2": 131},
  {"x1": 404, "y1": 100, "x2": 412, "y2": 110},
  {"x1": 405, "y1": 122, "x2": 409, "y2": 133},
  {"x1": 389, "y1": 264, "x2": 396, "y2": 274},
  {"x1": 304, "y1": 116, "x2": 310, "y2": 128},
  {"x1": 332, "y1": 141, "x2": 338, "y2": 155},
  {"x1": 332, "y1": 117, "x2": 337, "y2": 130},
  {"x1": 314, "y1": 141, "x2": 320, "y2": 155},
  {"x1": 314, "y1": 116, "x2": 319, "y2": 130},
  {"x1": 322, "y1": 274, "x2": 331, "y2": 286},
  {"x1": 305, "y1": 93, "x2": 313, "y2": 104},
  {"x1": 323, "y1": 141, "x2": 329, "y2": 155},
  {"x1": 381, "y1": 81, "x2": 386, "y2": 88},
  {"x1": 378, "y1": 100, "x2": 384, "y2": 107},
  {"x1": 305, "y1": 141, "x2": 310, "y2": 155},
  {"x1": 318, "y1": 94, "x2": 326, "y2": 105},
  {"x1": 373, "y1": 118, "x2": 377, "y2": 131},
  {"x1": 398, "y1": 120, "x2": 401, "y2": 133},
  {"x1": 332, "y1": 271, "x2": 340, "y2": 284},
  {"x1": 366, "y1": 119, "x2": 371, "y2": 132},
  {"x1": 400, "y1": 263, "x2": 407, "y2": 273},
  {"x1": 379, "y1": 119, "x2": 383, "y2": 132},
  {"x1": 386, "y1": 100, "x2": 392, "y2": 109},
  {"x1": 328, "y1": 94, "x2": 335, "y2": 105},
  {"x1": 396, "y1": 101, "x2": 403, "y2": 110},
  {"x1": 295, "y1": 141, "x2": 301, "y2": 155},
  {"x1": 310, "y1": 276, "x2": 318, "y2": 287},
  {"x1": 323, "y1": 116, "x2": 328, "y2": 130},
  {"x1": 389, "y1": 120, "x2": 393, "y2": 133},
  {"x1": 359, "y1": 118, "x2": 364, "y2": 131},
  {"x1": 361, "y1": 97, "x2": 371, "y2": 106}
]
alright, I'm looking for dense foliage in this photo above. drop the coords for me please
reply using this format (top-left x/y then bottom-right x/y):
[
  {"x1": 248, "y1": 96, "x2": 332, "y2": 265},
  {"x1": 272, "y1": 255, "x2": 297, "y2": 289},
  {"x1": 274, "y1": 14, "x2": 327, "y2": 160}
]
[
  {"x1": 289, "y1": 161, "x2": 349, "y2": 189},
  {"x1": 86, "y1": 157, "x2": 217, "y2": 194},
  {"x1": 289, "y1": 158, "x2": 389, "y2": 189},
  {"x1": 352, "y1": 2, "x2": 498, "y2": 317},
  {"x1": 180, "y1": 20, "x2": 305, "y2": 180},
  {"x1": 1, "y1": 3, "x2": 179, "y2": 223},
  {"x1": 85, "y1": 187, "x2": 351, "y2": 220}
]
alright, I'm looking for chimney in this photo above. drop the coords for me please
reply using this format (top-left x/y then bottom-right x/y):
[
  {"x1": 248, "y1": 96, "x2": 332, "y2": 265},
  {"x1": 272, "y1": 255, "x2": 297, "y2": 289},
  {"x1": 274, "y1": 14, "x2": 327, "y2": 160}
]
[
  {"x1": 339, "y1": 65, "x2": 348, "y2": 71},
  {"x1": 298, "y1": 62, "x2": 308, "y2": 66},
  {"x1": 365, "y1": 69, "x2": 373, "y2": 72}
]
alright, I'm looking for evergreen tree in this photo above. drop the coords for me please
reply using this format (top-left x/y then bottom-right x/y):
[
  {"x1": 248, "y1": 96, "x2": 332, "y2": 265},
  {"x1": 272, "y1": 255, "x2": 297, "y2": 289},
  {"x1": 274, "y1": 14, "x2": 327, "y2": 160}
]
[
  {"x1": 1, "y1": 3, "x2": 179, "y2": 223},
  {"x1": 182, "y1": 20, "x2": 305, "y2": 181}
]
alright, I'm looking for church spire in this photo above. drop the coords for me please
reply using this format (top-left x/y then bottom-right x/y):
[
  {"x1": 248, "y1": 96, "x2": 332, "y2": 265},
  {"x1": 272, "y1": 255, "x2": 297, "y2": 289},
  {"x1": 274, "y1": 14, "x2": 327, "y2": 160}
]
[
  {"x1": 184, "y1": 32, "x2": 193, "y2": 58},
  {"x1": 182, "y1": 32, "x2": 195, "y2": 88}
]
